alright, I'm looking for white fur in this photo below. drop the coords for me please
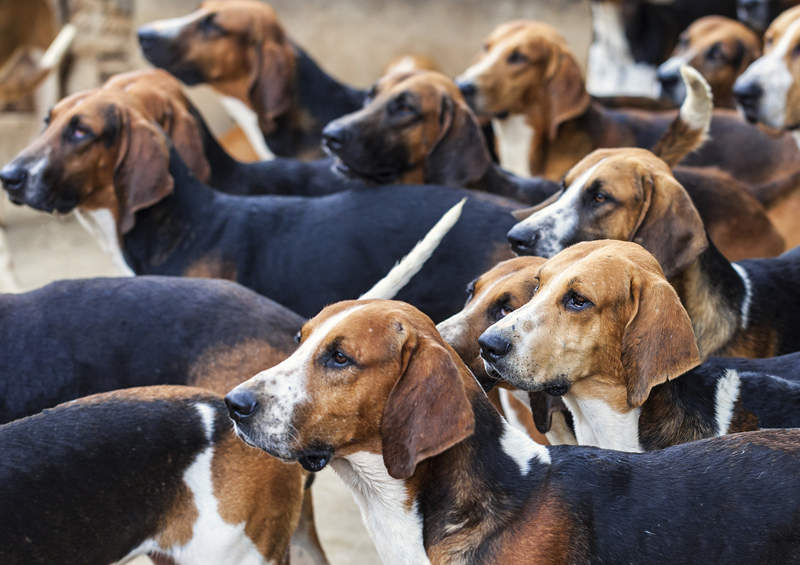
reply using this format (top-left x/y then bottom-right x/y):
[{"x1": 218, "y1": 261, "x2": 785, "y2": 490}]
[
  {"x1": 116, "y1": 403, "x2": 270, "y2": 565},
  {"x1": 561, "y1": 394, "x2": 643, "y2": 452},
  {"x1": 456, "y1": 39, "x2": 507, "y2": 88},
  {"x1": 736, "y1": 17, "x2": 800, "y2": 128},
  {"x1": 679, "y1": 65, "x2": 713, "y2": 132},
  {"x1": 331, "y1": 451, "x2": 430, "y2": 565},
  {"x1": 514, "y1": 159, "x2": 606, "y2": 257},
  {"x1": 497, "y1": 388, "x2": 529, "y2": 434},
  {"x1": 715, "y1": 369, "x2": 741, "y2": 436},
  {"x1": 491, "y1": 115, "x2": 534, "y2": 177},
  {"x1": 731, "y1": 263, "x2": 752, "y2": 329},
  {"x1": 386, "y1": 56, "x2": 426, "y2": 75},
  {"x1": 793, "y1": 130, "x2": 800, "y2": 151},
  {"x1": 545, "y1": 411, "x2": 578, "y2": 446},
  {"x1": 361, "y1": 198, "x2": 465, "y2": 300},
  {"x1": 500, "y1": 418, "x2": 551, "y2": 472},
  {"x1": 586, "y1": 3, "x2": 659, "y2": 97},
  {"x1": 220, "y1": 96, "x2": 274, "y2": 161},
  {"x1": 145, "y1": 13, "x2": 204, "y2": 39},
  {"x1": 74, "y1": 208, "x2": 134, "y2": 276}
]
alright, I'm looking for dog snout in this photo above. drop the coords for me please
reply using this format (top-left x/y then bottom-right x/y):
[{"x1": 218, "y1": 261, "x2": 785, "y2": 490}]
[
  {"x1": 456, "y1": 79, "x2": 477, "y2": 99},
  {"x1": 507, "y1": 224, "x2": 539, "y2": 255},
  {"x1": 733, "y1": 80, "x2": 763, "y2": 122},
  {"x1": 225, "y1": 389, "x2": 259, "y2": 421},
  {"x1": 478, "y1": 331, "x2": 512, "y2": 363},
  {"x1": 321, "y1": 121, "x2": 351, "y2": 154},
  {"x1": 0, "y1": 164, "x2": 28, "y2": 194}
]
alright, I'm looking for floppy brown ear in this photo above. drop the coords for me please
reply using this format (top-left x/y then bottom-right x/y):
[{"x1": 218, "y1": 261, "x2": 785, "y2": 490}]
[
  {"x1": 545, "y1": 48, "x2": 590, "y2": 141},
  {"x1": 633, "y1": 171, "x2": 708, "y2": 278},
  {"x1": 161, "y1": 95, "x2": 211, "y2": 183},
  {"x1": 113, "y1": 110, "x2": 174, "y2": 234},
  {"x1": 251, "y1": 36, "x2": 296, "y2": 134},
  {"x1": 621, "y1": 272, "x2": 701, "y2": 408},
  {"x1": 426, "y1": 95, "x2": 492, "y2": 185},
  {"x1": 381, "y1": 333, "x2": 475, "y2": 480}
]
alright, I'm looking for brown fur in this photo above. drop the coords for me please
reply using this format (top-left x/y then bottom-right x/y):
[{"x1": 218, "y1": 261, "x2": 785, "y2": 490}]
[
  {"x1": 382, "y1": 53, "x2": 441, "y2": 76},
  {"x1": 667, "y1": 16, "x2": 761, "y2": 109}
]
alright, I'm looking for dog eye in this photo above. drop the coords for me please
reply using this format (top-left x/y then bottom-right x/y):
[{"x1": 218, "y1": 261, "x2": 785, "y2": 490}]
[
  {"x1": 68, "y1": 125, "x2": 93, "y2": 143},
  {"x1": 492, "y1": 300, "x2": 514, "y2": 320},
  {"x1": 793, "y1": 43, "x2": 800, "y2": 58},
  {"x1": 564, "y1": 292, "x2": 593, "y2": 311},
  {"x1": 507, "y1": 49, "x2": 528, "y2": 64},
  {"x1": 705, "y1": 43, "x2": 723, "y2": 61},
  {"x1": 294, "y1": 331, "x2": 302, "y2": 344},
  {"x1": 199, "y1": 13, "x2": 224, "y2": 36},
  {"x1": 592, "y1": 191, "x2": 608, "y2": 204},
  {"x1": 328, "y1": 350, "x2": 352, "y2": 368},
  {"x1": 388, "y1": 94, "x2": 417, "y2": 116}
]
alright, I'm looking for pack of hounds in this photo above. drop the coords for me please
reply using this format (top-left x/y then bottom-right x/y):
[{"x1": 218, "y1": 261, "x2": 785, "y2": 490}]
[{"x1": 4, "y1": 1, "x2": 800, "y2": 563}]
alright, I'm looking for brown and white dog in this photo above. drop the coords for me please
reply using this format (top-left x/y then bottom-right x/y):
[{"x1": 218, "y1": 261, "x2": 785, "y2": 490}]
[
  {"x1": 1, "y1": 386, "x2": 306, "y2": 565},
  {"x1": 137, "y1": 0, "x2": 365, "y2": 160},
  {"x1": 507, "y1": 147, "x2": 800, "y2": 359},
  {"x1": 657, "y1": 16, "x2": 761, "y2": 108},
  {"x1": 479, "y1": 240, "x2": 800, "y2": 451},
  {"x1": 456, "y1": 20, "x2": 800, "y2": 186},
  {"x1": 226, "y1": 299, "x2": 800, "y2": 564}
]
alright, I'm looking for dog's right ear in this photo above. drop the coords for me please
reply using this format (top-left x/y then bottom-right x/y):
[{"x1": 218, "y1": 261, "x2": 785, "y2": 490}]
[
  {"x1": 381, "y1": 331, "x2": 475, "y2": 480},
  {"x1": 113, "y1": 107, "x2": 174, "y2": 234}
]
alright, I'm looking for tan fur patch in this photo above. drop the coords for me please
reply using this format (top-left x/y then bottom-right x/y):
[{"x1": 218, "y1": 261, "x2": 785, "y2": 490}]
[
  {"x1": 189, "y1": 338, "x2": 294, "y2": 394},
  {"x1": 184, "y1": 254, "x2": 238, "y2": 281},
  {"x1": 157, "y1": 481, "x2": 199, "y2": 548}
]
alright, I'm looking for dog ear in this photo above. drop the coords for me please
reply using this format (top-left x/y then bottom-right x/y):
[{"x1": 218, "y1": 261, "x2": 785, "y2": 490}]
[
  {"x1": 545, "y1": 48, "x2": 590, "y2": 141},
  {"x1": 113, "y1": 109, "x2": 174, "y2": 234},
  {"x1": 381, "y1": 332, "x2": 475, "y2": 480},
  {"x1": 426, "y1": 94, "x2": 492, "y2": 185},
  {"x1": 511, "y1": 187, "x2": 563, "y2": 220},
  {"x1": 161, "y1": 95, "x2": 211, "y2": 183},
  {"x1": 250, "y1": 29, "x2": 296, "y2": 134},
  {"x1": 621, "y1": 270, "x2": 700, "y2": 408},
  {"x1": 632, "y1": 170, "x2": 708, "y2": 278}
]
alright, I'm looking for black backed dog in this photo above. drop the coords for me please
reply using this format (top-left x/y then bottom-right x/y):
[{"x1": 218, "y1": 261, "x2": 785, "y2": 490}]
[
  {"x1": 0, "y1": 86, "x2": 517, "y2": 320},
  {"x1": 0, "y1": 276, "x2": 302, "y2": 423},
  {"x1": 0, "y1": 386, "x2": 306, "y2": 565},
  {"x1": 137, "y1": 1, "x2": 365, "y2": 159}
]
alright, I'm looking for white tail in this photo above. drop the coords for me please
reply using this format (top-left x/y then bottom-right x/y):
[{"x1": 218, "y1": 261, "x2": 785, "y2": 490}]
[{"x1": 360, "y1": 198, "x2": 467, "y2": 300}]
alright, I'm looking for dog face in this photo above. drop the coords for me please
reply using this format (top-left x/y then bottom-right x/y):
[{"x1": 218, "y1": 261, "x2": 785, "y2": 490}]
[
  {"x1": 322, "y1": 71, "x2": 490, "y2": 185},
  {"x1": 657, "y1": 16, "x2": 760, "y2": 106},
  {"x1": 0, "y1": 89, "x2": 172, "y2": 234},
  {"x1": 137, "y1": 0, "x2": 295, "y2": 132},
  {"x1": 437, "y1": 256, "x2": 545, "y2": 387},
  {"x1": 478, "y1": 241, "x2": 700, "y2": 411},
  {"x1": 506, "y1": 148, "x2": 707, "y2": 278},
  {"x1": 734, "y1": 6, "x2": 800, "y2": 129},
  {"x1": 226, "y1": 300, "x2": 476, "y2": 480},
  {"x1": 456, "y1": 21, "x2": 589, "y2": 140}
]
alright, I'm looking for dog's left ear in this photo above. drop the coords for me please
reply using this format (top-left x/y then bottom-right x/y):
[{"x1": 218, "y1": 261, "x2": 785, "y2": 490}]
[
  {"x1": 113, "y1": 108, "x2": 173, "y2": 234},
  {"x1": 382, "y1": 331, "x2": 475, "y2": 480},
  {"x1": 545, "y1": 47, "x2": 590, "y2": 141},
  {"x1": 250, "y1": 27, "x2": 296, "y2": 134},
  {"x1": 426, "y1": 94, "x2": 492, "y2": 185},
  {"x1": 621, "y1": 270, "x2": 701, "y2": 408}
]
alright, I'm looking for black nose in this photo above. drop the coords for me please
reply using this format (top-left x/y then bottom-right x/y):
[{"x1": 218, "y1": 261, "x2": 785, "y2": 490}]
[
  {"x1": 321, "y1": 122, "x2": 350, "y2": 153},
  {"x1": 733, "y1": 80, "x2": 762, "y2": 112},
  {"x1": 478, "y1": 332, "x2": 512, "y2": 363},
  {"x1": 656, "y1": 67, "x2": 680, "y2": 89},
  {"x1": 0, "y1": 166, "x2": 27, "y2": 193},
  {"x1": 225, "y1": 389, "x2": 258, "y2": 421},
  {"x1": 457, "y1": 80, "x2": 477, "y2": 99},
  {"x1": 507, "y1": 225, "x2": 538, "y2": 255},
  {"x1": 137, "y1": 27, "x2": 160, "y2": 49}
]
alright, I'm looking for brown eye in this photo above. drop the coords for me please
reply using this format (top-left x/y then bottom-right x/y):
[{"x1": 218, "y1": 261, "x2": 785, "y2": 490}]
[
  {"x1": 294, "y1": 331, "x2": 302, "y2": 344},
  {"x1": 564, "y1": 292, "x2": 593, "y2": 312},
  {"x1": 499, "y1": 304, "x2": 514, "y2": 317},
  {"x1": 507, "y1": 49, "x2": 528, "y2": 64},
  {"x1": 332, "y1": 350, "x2": 350, "y2": 366},
  {"x1": 593, "y1": 192, "x2": 608, "y2": 204}
]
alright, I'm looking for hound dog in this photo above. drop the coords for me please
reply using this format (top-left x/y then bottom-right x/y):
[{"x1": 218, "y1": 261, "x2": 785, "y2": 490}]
[
  {"x1": 1, "y1": 386, "x2": 307, "y2": 565},
  {"x1": 480, "y1": 240, "x2": 800, "y2": 453},
  {"x1": 322, "y1": 70, "x2": 558, "y2": 204},
  {"x1": 226, "y1": 299, "x2": 800, "y2": 565},
  {"x1": 657, "y1": 16, "x2": 761, "y2": 108},
  {"x1": 137, "y1": 0, "x2": 365, "y2": 160},
  {"x1": 105, "y1": 69, "x2": 357, "y2": 197},
  {"x1": 436, "y1": 256, "x2": 576, "y2": 446},
  {"x1": 455, "y1": 20, "x2": 800, "y2": 188},
  {"x1": 0, "y1": 85, "x2": 517, "y2": 321},
  {"x1": 507, "y1": 147, "x2": 800, "y2": 359}
]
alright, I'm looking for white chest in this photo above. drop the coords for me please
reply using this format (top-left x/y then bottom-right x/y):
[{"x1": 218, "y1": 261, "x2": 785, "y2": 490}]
[
  {"x1": 491, "y1": 114, "x2": 534, "y2": 178},
  {"x1": 74, "y1": 208, "x2": 134, "y2": 276},
  {"x1": 562, "y1": 394, "x2": 643, "y2": 452}
]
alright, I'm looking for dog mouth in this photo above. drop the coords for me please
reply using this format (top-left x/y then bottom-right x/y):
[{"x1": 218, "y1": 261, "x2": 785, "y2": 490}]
[
  {"x1": 476, "y1": 362, "x2": 502, "y2": 391},
  {"x1": 297, "y1": 446, "x2": 334, "y2": 473},
  {"x1": 544, "y1": 382, "x2": 570, "y2": 396},
  {"x1": 332, "y1": 158, "x2": 400, "y2": 185}
]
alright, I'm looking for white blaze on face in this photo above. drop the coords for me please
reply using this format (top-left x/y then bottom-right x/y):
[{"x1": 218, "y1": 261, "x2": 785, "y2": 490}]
[
  {"x1": 142, "y1": 12, "x2": 205, "y2": 39},
  {"x1": 232, "y1": 305, "x2": 366, "y2": 450},
  {"x1": 514, "y1": 159, "x2": 606, "y2": 257},
  {"x1": 456, "y1": 34, "x2": 521, "y2": 113},
  {"x1": 737, "y1": 17, "x2": 800, "y2": 128}
]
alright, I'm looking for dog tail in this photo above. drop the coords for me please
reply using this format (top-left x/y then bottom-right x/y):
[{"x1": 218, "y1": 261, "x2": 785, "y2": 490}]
[
  {"x1": 651, "y1": 65, "x2": 713, "y2": 168},
  {"x1": 360, "y1": 198, "x2": 466, "y2": 300}
]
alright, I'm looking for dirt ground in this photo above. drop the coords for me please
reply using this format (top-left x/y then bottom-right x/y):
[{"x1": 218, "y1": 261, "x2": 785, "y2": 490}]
[{"x1": 0, "y1": 1, "x2": 592, "y2": 563}]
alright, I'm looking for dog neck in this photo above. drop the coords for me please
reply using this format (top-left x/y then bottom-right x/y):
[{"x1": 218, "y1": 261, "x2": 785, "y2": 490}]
[
  {"x1": 470, "y1": 164, "x2": 560, "y2": 205},
  {"x1": 669, "y1": 241, "x2": 748, "y2": 358},
  {"x1": 332, "y1": 383, "x2": 552, "y2": 563},
  {"x1": 560, "y1": 387, "x2": 644, "y2": 452},
  {"x1": 262, "y1": 44, "x2": 365, "y2": 159}
]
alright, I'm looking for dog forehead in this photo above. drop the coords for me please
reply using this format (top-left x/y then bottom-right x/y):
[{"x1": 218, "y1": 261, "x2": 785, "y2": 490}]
[
  {"x1": 488, "y1": 20, "x2": 565, "y2": 49},
  {"x1": 539, "y1": 241, "x2": 651, "y2": 282},
  {"x1": 564, "y1": 149, "x2": 667, "y2": 187},
  {"x1": 765, "y1": 6, "x2": 800, "y2": 52}
]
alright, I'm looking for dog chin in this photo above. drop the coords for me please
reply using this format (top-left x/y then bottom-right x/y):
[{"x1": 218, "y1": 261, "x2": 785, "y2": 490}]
[{"x1": 233, "y1": 425, "x2": 297, "y2": 461}]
